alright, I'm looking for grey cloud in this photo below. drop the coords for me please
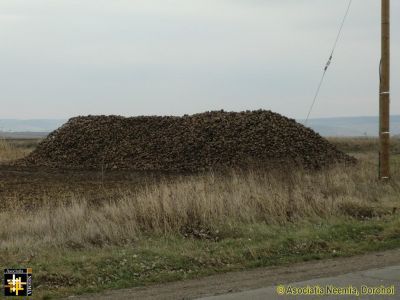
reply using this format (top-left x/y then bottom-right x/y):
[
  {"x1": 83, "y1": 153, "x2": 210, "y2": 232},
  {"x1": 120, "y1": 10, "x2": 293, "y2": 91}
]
[{"x1": 0, "y1": 0, "x2": 398, "y2": 119}]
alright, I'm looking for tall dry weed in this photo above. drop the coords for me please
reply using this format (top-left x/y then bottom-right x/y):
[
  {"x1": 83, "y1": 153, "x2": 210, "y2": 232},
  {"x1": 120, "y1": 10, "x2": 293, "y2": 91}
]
[
  {"x1": 1, "y1": 159, "x2": 399, "y2": 250},
  {"x1": 0, "y1": 139, "x2": 32, "y2": 163}
]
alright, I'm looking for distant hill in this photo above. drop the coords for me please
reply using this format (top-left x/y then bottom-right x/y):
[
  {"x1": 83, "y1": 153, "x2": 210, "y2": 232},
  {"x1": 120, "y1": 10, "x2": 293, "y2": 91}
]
[
  {"x1": 0, "y1": 119, "x2": 66, "y2": 133},
  {"x1": 298, "y1": 116, "x2": 400, "y2": 137},
  {"x1": 1, "y1": 116, "x2": 400, "y2": 138}
]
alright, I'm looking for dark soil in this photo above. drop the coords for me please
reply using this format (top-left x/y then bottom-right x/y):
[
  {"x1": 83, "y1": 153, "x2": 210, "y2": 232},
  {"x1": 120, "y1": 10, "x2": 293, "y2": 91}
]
[
  {"x1": 19, "y1": 110, "x2": 355, "y2": 171},
  {"x1": 0, "y1": 165, "x2": 179, "y2": 209}
]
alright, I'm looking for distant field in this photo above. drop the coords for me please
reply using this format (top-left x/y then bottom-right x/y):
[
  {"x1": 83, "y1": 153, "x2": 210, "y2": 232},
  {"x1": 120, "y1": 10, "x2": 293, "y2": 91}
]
[
  {"x1": 328, "y1": 136, "x2": 400, "y2": 154},
  {"x1": 0, "y1": 132, "x2": 49, "y2": 139},
  {"x1": 0, "y1": 137, "x2": 400, "y2": 299},
  {"x1": 301, "y1": 115, "x2": 400, "y2": 137}
]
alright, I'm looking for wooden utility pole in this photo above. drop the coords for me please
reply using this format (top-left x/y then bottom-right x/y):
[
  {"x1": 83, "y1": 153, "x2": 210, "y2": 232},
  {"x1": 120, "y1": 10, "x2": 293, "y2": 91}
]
[{"x1": 379, "y1": 0, "x2": 390, "y2": 179}]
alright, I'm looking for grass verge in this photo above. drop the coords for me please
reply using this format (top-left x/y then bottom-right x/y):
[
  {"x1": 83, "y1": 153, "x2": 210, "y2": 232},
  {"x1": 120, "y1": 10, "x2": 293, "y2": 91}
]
[{"x1": 1, "y1": 216, "x2": 400, "y2": 299}]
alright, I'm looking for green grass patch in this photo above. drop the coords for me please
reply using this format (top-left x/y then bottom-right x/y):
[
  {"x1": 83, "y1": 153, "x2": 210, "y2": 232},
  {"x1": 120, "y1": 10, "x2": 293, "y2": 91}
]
[{"x1": 2, "y1": 215, "x2": 400, "y2": 299}]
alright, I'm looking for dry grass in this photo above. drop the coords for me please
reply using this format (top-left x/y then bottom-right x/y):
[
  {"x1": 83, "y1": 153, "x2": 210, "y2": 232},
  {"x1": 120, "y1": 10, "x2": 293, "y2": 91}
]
[
  {"x1": 1, "y1": 156, "x2": 399, "y2": 250},
  {"x1": 0, "y1": 139, "x2": 35, "y2": 162}
]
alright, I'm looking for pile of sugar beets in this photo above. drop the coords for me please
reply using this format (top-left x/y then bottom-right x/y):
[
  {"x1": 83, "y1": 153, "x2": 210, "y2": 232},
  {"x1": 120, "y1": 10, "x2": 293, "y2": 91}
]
[{"x1": 20, "y1": 110, "x2": 355, "y2": 171}]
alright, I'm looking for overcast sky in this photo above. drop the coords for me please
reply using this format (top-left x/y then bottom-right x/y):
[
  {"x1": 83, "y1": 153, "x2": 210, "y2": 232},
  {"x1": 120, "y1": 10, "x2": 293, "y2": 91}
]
[{"x1": 0, "y1": 0, "x2": 399, "y2": 119}]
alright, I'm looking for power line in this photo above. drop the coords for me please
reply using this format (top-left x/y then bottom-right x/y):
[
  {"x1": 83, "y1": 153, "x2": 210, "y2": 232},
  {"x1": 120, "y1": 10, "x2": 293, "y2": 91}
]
[{"x1": 305, "y1": 0, "x2": 353, "y2": 125}]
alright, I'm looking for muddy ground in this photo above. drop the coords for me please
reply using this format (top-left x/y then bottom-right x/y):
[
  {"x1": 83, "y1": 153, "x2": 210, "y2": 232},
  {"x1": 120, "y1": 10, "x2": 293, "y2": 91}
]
[{"x1": 0, "y1": 164, "x2": 182, "y2": 209}]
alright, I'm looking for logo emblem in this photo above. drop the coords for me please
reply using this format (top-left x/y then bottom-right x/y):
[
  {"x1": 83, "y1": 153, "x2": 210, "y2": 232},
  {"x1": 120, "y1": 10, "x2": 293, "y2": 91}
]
[{"x1": 4, "y1": 269, "x2": 32, "y2": 297}]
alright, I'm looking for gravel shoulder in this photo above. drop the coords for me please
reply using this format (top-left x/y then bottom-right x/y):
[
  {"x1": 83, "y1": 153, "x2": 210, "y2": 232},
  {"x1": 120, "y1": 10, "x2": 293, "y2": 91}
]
[{"x1": 65, "y1": 248, "x2": 400, "y2": 300}]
